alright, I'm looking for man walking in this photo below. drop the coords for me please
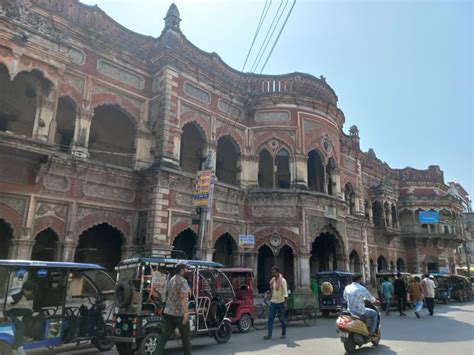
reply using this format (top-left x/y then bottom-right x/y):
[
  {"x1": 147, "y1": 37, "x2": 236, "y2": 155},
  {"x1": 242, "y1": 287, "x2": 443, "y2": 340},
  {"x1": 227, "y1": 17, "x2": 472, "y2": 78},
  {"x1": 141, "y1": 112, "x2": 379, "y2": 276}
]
[
  {"x1": 264, "y1": 266, "x2": 288, "y2": 340},
  {"x1": 155, "y1": 262, "x2": 191, "y2": 355},
  {"x1": 393, "y1": 273, "x2": 407, "y2": 316},
  {"x1": 421, "y1": 273, "x2": 436, "y2": 316},
  {"x1": 410, "y1": 276, "x2": 424, "y2": 318},
  {"x1": 381, "y1": 276, "x2": 394, "y2": 316}
]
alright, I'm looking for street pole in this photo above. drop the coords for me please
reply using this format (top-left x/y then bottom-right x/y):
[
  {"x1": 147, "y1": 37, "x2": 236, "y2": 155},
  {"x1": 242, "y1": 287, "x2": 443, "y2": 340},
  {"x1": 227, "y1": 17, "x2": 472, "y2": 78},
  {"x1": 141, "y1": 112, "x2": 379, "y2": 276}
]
[
  {"x1": 196, "y1": 151, "x2": 213, "y2": 260},
  {"x1": 464, "y1": 242, "x2": 471, "y2": 278}
]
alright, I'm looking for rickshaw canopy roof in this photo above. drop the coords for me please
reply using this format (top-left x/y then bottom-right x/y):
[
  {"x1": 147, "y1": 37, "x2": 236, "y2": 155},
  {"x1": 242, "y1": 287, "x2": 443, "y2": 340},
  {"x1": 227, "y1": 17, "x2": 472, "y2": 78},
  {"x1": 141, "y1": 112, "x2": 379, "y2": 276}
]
[
  {"x1": 376, "y1": 272, "x2": 411, "y2": 276},
  {"x1": 220, "y1": 267, "x2": 253, "y2": 274},
  {"x1": 116, "y1": 257, "x2": 223, "y2": 269},
  {"x1": 0, "y1": 259, "x2": 105, "y2": 270},
  {"x1": 316, "y1": 271, "x2": 354, "y2": 277}
]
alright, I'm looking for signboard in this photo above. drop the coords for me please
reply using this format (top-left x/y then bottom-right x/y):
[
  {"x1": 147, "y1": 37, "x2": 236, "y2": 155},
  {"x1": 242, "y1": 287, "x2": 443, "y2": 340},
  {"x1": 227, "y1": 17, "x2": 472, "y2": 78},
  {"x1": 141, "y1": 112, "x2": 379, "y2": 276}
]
[
  {"x1": 419, "y1": 210, "x2": 439, "y2": 224},
  {"x1": 438, "y1": 266, "x2": 450, "y2": 274},
  {"x1": 239, "y1": 234, "x2": 255, "y2": 249},
  {"x1": 194, "y1": 170, "x2": 213, "y2": 207}
]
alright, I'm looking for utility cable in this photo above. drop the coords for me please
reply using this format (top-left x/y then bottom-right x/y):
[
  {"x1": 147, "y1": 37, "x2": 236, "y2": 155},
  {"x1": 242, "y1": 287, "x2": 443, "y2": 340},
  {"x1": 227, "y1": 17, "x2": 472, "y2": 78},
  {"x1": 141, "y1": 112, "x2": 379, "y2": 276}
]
[
  {"x1": 241, "y1": 0, "x2": 271, "y2": 72},
  {"x1": 259, "y1": 0, "x2": 296, "y2": 73},
  {"x1": 249, "y1": 0, "x2": 285, "y2": 73}
]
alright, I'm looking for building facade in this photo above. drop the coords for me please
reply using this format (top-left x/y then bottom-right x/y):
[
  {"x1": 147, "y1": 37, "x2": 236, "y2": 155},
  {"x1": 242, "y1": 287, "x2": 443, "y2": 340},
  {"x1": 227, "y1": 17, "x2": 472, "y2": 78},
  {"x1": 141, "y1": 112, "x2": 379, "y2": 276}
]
[{"x1": 0, "y1": 0, "x2": 469, "y2": 291}]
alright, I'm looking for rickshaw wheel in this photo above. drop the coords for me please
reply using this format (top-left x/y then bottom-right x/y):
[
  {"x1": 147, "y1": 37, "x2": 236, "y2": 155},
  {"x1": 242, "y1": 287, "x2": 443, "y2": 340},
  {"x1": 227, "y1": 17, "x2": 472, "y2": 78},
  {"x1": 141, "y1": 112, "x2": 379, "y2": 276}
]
[
  {"x1": 92, "y1": 325, "x2": 115, "y2": 351},
  {"x1": 0, "y1": 342, "x2": 12, "y2": 355},
  {"x1": 139, "y1": 332, "x2": 160, "y2": 355},
  {"x1": 214, "y1": 321, "x2": 232, "y2": 343},
  {"x1": 303, "y1": 305, "x2": 317, "y2": 326},
  {"x1": 237, "y1": 314, "x2": 252, "y2": 333}
]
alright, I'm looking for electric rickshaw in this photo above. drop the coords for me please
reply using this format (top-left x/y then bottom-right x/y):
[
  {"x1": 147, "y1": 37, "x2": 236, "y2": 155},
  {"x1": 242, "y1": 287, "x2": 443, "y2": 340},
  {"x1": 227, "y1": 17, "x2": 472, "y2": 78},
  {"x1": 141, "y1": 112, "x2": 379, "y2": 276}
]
[
  {"x1": 315, "y1": 271, "x2": 354, "y2": 318},
  {"x1": 110, "y1": 254, "x2": 235, "y2": 355},
  {"x1": 221, "y1": 267, "x2": 256, "y2": 333},
  {"x1": 430, "y1": 273, "x2": 450, "y2": 304},
  {"x1": 449, "y1": 275, "x2": 472, "y2": 302},
  {"x1": 0, "y1": 260, "x2": 115, "y2": 355}
]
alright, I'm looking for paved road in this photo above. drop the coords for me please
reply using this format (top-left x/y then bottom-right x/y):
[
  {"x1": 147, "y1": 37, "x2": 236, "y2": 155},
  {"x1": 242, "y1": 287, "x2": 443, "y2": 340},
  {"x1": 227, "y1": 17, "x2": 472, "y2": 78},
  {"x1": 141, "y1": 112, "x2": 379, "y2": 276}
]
[{"x1": 29, "y1": 302, "x2": 474, "y2": 355}]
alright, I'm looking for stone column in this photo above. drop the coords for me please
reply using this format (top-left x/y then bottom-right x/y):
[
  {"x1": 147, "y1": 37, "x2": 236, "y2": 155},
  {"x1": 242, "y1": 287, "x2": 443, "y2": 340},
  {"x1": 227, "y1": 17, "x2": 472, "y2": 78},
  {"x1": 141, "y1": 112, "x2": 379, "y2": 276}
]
[
  {"x1": 61, "y1": 241, "x2": 76, "y2": 262},
  {"x1": 12, "y1": 227, "x2": 34, "y2": 259},
  {"x1": 298, "y1": 253, "x2": 311, "y2": 289},
  {"x1": 293, "y1": 153, "x2": 308, "y2": 189},
  {"x1": 148, "y1": 178, "x2": 171, "y2": 248},
  {"x1": 34, "y1": 92, "x2": 57, "y2": 142},
  {"x1": 71, "y1": 108, "x2": 92, "y2": 159},
  {"x1": 240, "y1": 156, "x2": 258, "y2": 188},
  {"x1": 135, "y1": 127, "x2": 154, "y2": 169}
]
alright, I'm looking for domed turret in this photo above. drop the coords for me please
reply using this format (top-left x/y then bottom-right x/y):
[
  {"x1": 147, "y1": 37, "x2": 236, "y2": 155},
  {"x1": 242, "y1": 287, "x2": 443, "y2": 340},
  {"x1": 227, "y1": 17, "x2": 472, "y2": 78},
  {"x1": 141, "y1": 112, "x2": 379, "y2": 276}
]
[{"x1": 163, "y1": 3, "x2": 181, "y2": 32}]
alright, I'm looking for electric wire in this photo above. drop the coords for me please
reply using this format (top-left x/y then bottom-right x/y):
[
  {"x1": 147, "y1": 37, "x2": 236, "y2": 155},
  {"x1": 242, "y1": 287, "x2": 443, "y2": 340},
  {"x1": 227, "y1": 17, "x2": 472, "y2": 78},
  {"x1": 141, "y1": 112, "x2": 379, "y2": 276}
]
[
  {"x1": 249, "y1": 0, "x2": 285, "y2": 73},
  {"x1": 259, "y1": 0, "x2": 296, "y2": 73},
  {"x1": 241, "y1": 0, "x2": 272, "y2": 72}
]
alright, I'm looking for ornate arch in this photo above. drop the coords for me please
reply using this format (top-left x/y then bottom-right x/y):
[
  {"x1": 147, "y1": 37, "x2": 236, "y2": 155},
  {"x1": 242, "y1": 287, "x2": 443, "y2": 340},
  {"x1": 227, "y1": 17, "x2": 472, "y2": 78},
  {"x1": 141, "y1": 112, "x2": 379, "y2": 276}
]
[
  {"x1": 170, "y1": 219, "x2": 198, "y2": 241},
  {"x1": 180, "y1": 112, "x2": 210, "y2": 139},
  {"x1": 253, "y1": 132, "x2": 295, "y2": 155},
  {"x1": 212, "y1": 224, "x2": 240, "y2": 243},
  {"x1": 91, "y1": 92, "x2": 141, "y2": 123},
  {"x1": 32, "y1": 216, "x2": 65, "y2": 240},
  {"x1": 91, "y1": 103, "x2": 138, "y2": 128},
  {"x1": 75, "y1": 211, "x2": 130, "y2": 244},
  {"x1": 215, "y1": 132, "x2": 243, "y2": 154},
  {"x1": 0, "y1": 203, "x2": 23, "y2": 239}
]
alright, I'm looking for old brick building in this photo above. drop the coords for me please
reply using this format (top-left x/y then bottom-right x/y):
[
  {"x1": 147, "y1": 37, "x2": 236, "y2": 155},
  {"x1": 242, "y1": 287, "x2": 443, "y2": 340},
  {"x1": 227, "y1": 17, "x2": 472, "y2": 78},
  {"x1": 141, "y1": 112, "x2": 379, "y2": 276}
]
[{"x1": 0, "y1": 0, "x2": 469, "y2": 291}]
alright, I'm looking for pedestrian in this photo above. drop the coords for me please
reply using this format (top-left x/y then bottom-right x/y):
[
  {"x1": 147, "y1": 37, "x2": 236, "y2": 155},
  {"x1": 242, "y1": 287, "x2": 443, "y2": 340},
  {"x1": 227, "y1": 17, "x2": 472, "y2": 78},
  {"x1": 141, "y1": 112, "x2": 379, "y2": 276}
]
[
  {"x1": 263, "y1": 266, "x2": 288, "y2": 340},
  {"x1": 155, "y1": 262, "x2": 191, "y2": 355},
  {"x1": 380, "y1": 276, "x2": 394, "y2": 316},
  {"x1": 410, "y1": 276, "x2": 424, "y2": 318},
  {"x1": 421, "y1": 273, "x2": 436, "y2": 316},
  {"x1": 393, "y1": 272, "x2": 407, "y2": 316}
]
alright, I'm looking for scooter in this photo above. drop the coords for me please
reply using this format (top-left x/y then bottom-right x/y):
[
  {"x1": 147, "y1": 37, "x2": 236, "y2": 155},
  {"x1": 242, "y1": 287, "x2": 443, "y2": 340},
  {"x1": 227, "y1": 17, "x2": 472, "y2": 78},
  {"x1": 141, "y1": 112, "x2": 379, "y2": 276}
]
[{"x1": 335, "y1": 302, "x2": 381, "y2": 354}]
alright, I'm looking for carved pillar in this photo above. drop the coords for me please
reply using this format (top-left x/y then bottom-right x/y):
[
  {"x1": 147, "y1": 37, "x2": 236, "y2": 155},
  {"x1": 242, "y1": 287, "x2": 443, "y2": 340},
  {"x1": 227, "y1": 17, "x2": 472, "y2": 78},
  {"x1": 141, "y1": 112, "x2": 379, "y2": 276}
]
[
  {"x1": 33, "y1": 91, "x2": 57, "y2": 142},
  {"x1": 293, "y1": 153, "x2": 308, "y2": 189},
  {"x1": 61, "y1": 241, "x2": 76, "y2": 262},
  {"x1": 148, "y1": 176, "x2": 170, "y2": 248},
  {"x1": 298, "y1": 253, "x2": 311, "y2": 289},
  {"x1": 240, "y1": 156, "x2": 258, "y2": 188},
  {"x1": 71, "y1": 108, "x2": 92, "y2": 158},
  {"x1": 12, "y1": 227, "x2": 34, "y2": 259},
  {"x1": 362, "y1": 228, "x2": 370, "y2": 283}
]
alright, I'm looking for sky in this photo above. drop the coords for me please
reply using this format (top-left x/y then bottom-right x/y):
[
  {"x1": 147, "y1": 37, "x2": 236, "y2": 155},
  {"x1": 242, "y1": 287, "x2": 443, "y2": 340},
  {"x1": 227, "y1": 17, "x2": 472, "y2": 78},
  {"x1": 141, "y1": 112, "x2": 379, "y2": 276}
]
[{"x1": 81, "y1": 0, "x2": 473, "y2": 198}]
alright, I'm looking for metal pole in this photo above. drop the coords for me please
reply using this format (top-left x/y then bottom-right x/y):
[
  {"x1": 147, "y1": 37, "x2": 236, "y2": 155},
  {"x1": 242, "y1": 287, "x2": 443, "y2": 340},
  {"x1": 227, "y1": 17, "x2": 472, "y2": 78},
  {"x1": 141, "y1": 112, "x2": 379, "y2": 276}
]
[{"x1": 196, "y1": 151, "x2": 213, "y2": 260}]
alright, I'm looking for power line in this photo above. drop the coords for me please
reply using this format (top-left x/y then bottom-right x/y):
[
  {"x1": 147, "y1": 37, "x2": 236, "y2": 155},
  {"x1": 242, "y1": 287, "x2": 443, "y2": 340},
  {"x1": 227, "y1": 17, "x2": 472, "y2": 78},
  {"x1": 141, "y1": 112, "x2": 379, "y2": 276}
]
[
  {"x1": 253, "y1": 0, "x2": 289, "y2": 73},
  {"x1": 259, "y1": 0, "x2": 296, "y2": 73},
  {"x1": 249, "y1": 0, "x2": 285, "y2": 73},
  {"x1": 241, "y1": 0, "x2": 271, "y2": 72}
]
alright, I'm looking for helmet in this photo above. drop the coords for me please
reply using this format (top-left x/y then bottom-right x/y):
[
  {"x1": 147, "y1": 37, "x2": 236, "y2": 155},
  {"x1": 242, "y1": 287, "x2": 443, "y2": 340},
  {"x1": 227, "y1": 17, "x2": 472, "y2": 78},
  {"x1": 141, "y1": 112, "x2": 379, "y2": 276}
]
[{"x1": 321, "y1": 281, "x2": 334, "y2": 296}]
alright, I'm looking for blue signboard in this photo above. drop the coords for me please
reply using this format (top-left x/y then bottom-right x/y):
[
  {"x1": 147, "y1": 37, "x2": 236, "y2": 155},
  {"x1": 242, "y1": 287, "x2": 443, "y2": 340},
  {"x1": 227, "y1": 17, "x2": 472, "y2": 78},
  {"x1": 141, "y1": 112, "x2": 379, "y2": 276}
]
[{"x1": 419, "y1": 210, "x2": 439, "y2": 224}]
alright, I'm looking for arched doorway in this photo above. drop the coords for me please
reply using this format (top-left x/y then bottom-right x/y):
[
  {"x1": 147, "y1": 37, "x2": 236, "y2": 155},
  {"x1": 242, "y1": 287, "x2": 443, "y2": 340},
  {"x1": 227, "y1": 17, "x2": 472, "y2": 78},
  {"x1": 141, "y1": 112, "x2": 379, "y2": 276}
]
[
  {"x1": 349, "y1": 250, "x2": 361, "y2": 274},
  {"x1": 0, "y1": 219, "x2": 13, "y2": 259},
  {"x1": 310, "y1": 232, "x2": 342, "y2": 275},
  {"x1": 257, "y1": 245, "x2": 274, "y2": 293},
  {"x1": 89, "y1": 105, "x2": 136, "y2": 167},
  {"x1": 173, "y1": 228, "x2": 197, "y2": 260},
  {"x1": 377, "y1": 255, "x2": 388, "y2": 272},
  {"x1": 31, "y1": 228, "x2": 58, "y2": 261},
  {"x1": 75, "y1": 223, "x2": 123, "y2": 270},
  {"x1": 396, "y1": 258, "x2": 406, "y2": 272},
  {"x1": 213, "y1": 233, "x2": 237, "y2": 266},
  {"x1": 258, "y1": 148, "x2": 273, "y2": 188},
  {"x1": 180, "y1": 122, "x2": 206, "y2": 174},
  {"x1": 277, "y1": 245, "x2": 294, "y2": 291},
  {"x1": 344, "y1": 183, "x2": 355, "y2": 215},
  {"x1": 216, "y1": 136, "x2": 240, "y2": 185}
]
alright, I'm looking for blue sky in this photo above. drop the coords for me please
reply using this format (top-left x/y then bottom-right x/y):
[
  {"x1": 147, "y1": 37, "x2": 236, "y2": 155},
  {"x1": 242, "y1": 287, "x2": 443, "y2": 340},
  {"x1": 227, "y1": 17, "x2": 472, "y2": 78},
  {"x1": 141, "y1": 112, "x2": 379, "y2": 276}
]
[{"x1": 81, "y1": 0, "x2": 473, "y2": 198}]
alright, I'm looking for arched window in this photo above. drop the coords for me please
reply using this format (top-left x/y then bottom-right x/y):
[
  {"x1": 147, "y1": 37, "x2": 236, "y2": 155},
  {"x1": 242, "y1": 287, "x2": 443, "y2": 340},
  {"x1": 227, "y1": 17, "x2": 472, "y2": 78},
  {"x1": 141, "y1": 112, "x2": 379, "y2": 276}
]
[
  {"x1": 326, "y1": 158, "x2": 336, "y2": 195},
  {"x1": 89, "y1": 105, "x2": 136, "y2": 168},
  {"x1": 213, "y1": 233, "x2": 237, "y2": 266},
  {"x1": 275, "y1": 149, "x2": 290, "y2": 188},
  {"x1": 349, "y1": 250, "x2": 361, "y2": 273},
  {"x1": 55, "y1": 97, "x2": 76, "y2": 153},
  {"x1": 364, "y1": 200, "x2": 370, "y2": 220},
  {"x1": 180, "y1": 122, "x2": 206, "y2": 174},
  {"x1": 372, "y1": 201, "x2": 384, "y2": 227},
  {"x1": 31, "y1": 228, "x2": 58, "y2": 261},
  {"x1": 391, "y1": 204, "x2": 398, "y2": 227},
  {"x1": 344, "y1": 183, "x2": 355, "y2": 215},
  {"x1": 216, "y1": 136, "x2": 240, "y2": 185},
  {"x1": 396, "y1": 258, "x2": 406, "y2": 272},
  {"x1": 377, "y1": 255, "x2": 388, "y2": 272},
  {"x1": 258, "y1": 148, "x2": 291, "y2": 188},
  {"x1": 307, "y1": 149, "x2": 325, "y2": 192}
]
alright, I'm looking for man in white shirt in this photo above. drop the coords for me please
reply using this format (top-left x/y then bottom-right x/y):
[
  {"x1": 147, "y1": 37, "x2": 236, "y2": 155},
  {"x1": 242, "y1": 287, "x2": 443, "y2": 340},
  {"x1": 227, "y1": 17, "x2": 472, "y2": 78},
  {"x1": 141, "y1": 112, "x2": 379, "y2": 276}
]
[
  {"x1": 421, "y1": 274, "x2": 436, "y2": 316},
  {"x1": 343, "y1": 274, "x2": 378, "y2": 334}
]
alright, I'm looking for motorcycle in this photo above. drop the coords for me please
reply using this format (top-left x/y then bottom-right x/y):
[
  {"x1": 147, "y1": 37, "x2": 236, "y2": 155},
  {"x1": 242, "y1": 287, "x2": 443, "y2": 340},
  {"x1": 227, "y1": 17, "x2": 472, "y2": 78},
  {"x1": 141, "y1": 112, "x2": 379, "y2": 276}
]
[{"x1": 335, "y1": 301, "x2": 381, "y2": 353}]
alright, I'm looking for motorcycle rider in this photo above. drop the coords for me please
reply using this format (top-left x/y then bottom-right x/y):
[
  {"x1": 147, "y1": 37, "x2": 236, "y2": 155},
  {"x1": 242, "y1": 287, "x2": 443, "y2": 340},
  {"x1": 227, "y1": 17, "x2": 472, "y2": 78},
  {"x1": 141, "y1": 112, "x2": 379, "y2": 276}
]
[{"x1": 343, "y1": 274, "x2": 379, "y2": 335}]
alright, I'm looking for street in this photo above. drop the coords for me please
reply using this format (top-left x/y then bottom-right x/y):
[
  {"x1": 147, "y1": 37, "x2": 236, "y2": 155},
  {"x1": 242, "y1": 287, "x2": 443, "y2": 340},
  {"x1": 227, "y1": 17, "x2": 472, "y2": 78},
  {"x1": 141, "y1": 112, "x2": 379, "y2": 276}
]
[{"x1": 29, "y1": 302, "x2": 474, "y2": 355}]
